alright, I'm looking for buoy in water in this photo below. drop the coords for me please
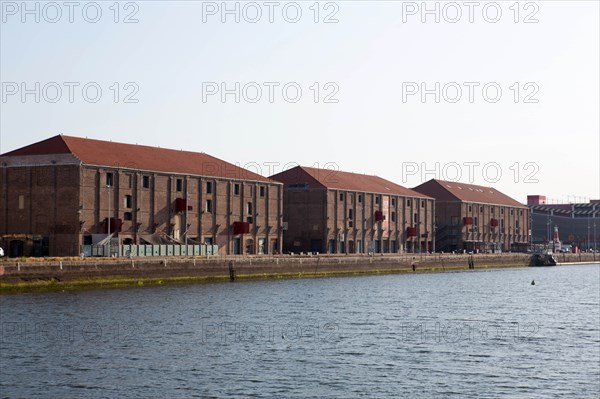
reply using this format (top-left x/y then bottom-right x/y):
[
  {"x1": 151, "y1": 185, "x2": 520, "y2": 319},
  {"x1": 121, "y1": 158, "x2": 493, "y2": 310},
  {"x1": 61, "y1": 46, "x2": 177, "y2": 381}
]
[{"x1": 531, "y1": 280, "x2": 535, "y2": 285}]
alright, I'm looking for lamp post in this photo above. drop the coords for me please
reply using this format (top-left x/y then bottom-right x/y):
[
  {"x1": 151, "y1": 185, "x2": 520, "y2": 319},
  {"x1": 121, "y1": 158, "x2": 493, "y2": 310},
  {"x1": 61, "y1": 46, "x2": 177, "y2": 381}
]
[{"x1": 107, "y1": 184, "x2": 111, "y2": 257}]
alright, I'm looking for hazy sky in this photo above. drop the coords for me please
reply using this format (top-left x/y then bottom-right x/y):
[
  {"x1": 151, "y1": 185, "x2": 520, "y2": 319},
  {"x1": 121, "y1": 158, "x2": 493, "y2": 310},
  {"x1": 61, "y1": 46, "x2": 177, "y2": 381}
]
[{"x1": 1, "y1": 0, "x2": 599, "y2": 203}]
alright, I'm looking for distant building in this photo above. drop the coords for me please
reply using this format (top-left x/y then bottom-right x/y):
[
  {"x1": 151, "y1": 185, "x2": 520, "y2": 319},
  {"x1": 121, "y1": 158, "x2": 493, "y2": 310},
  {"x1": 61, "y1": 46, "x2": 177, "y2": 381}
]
[
  {"x1": 413, "y1": 179, "x2": 529, "y2": 253},
  {"x1": 270, "y1": 166, "x2": 435, "y2": 254},
  {"x1": 0, "y1": 135, "x2": 283, "y2": 257},
  {"x1": 527, "y1": 195, "x2": 599, "y2": 251}
]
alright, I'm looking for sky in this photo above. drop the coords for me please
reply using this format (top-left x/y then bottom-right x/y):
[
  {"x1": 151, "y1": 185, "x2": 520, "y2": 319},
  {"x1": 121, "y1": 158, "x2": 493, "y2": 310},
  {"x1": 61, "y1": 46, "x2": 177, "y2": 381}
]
[{"x1": 1, "y1": 0, "x2": 599, "y2": 204}]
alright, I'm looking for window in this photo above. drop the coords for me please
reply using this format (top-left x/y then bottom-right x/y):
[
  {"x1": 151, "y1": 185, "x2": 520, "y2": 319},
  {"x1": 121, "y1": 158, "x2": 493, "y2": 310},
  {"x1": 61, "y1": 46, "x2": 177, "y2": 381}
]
[
  {"x1": 142, "y1": 175, "x2": 150, "y2": 188},
  {"x1": 407, "y1": 199, "x2": 411, "y2": 207},
  {"x1": 126, "y1": 174, "x2": 132, "y2": 189},
  {"x1": 259, "y1": 186, "x2": 265, "y2": 197},
  {"x1": 234, "y1": 183, "x2": 240, "y2": 195},
  {"x1": 247, "y1": 202, "x2": 253, "y2": 214},
  {"x1": 491, "y1": 207, "x2": 495, "y2": 214},
  {"x1": 124, "y1": 212, "x2": 132, "y2": 221},
  {"x1": 422, "y1": 200, "x2": 425, "y2": 208},
  {"x1": 414, "y1": 213, "x2": 418, "y2": 223},
  {"x1": 358, "y1": 194, "x2": 362, "y2": 203},
  {"x1": 501, "y1": 208, "x2": 504, "y2": 214},
  {"x1": 516, "y1": 220, "x2": 520, "y2": 228},
  {"x1": 18, "y1": 195, "x2": 24, "y2": 210},
  {"x1": 468, "y1": 205, "x2": 472, "y2": 212},
  {"x1": 520, "y1": 210, "x2": 523, "y2": 216},
  {"x1": 511, "y1": 209, "x2": 514, "y2": 215},
  {"x1": 480, "y1": 206, "x2": 483, "y2": 213},
  {"x1": 124, "y1": 195, "x2": 132, "y2": 208},
  {"x1": 474, "y1": 217, "x2": 478, "y2": 226},
  {"x1": 391, "y1": 198, "x2": 396, "y2": 206},
  {"x1": 106, "y1": 172, "x2": 114, "y2": 187},
  {"x1": 375, "y1": 196, "x2": 380, "y2": 205},
  {"x1": 247, "y1": 216, "x2": 253, "y2": 224},
  {"x1": 206, "y1": 181, "x2": 213, "y2": 194},
  {"x1": 391, "y1": 212, "x2": 396, "y2": 222},
  {"x1": 339, "y1": 192, "x2": 344, "y2": 201},
  {"x1": 176, "y1": 179, "x2": 183, "y2": 192},
  {"x1": 205, "y1": 199, "x2": 213, "y2": 213},
  {"x1": 348, "y1": 209, "x2": 353, "y2": 219}
]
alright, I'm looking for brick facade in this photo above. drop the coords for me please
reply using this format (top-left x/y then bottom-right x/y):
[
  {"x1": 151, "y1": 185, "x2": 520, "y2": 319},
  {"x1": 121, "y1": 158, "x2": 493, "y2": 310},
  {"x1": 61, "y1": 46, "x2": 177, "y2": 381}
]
[
  {"x1": 0, "y1": 136, "x2": 282, "y2": 257},
  {"x1": 272, "y1": 166, "x2": 435, "y2": 254}
]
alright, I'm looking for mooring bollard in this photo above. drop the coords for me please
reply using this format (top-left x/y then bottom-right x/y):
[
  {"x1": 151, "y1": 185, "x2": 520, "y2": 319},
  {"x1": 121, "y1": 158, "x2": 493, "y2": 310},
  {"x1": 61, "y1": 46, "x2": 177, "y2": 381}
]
[{"x1": 228, "y1": 260, "x2": 236, "y2": 282}]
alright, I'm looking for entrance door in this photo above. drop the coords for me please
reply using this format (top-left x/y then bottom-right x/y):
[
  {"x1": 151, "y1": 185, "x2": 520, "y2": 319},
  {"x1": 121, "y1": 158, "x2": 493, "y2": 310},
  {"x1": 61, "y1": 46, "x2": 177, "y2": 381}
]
[
  {"x1": 232, "y1": 238, "x2": 241, "y2": 255},
  {"x1": 310, "y1": 239, "x2": 322, "y2": 253},
  {"x1": 9, "y1": 240, "x2": 24, "y2": 257}
]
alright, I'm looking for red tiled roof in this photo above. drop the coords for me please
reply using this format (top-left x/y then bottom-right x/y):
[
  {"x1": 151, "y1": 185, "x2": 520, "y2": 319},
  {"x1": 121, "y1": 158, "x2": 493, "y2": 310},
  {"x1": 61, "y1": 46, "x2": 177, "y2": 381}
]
[
  {"x1": 413, "y1": 179, "x2": 525, "y2": 208},
  {"x1": 271, "y1": 166, "x2": 431, "y2": 198},
  {"x1": 2, "y1": 135, "x2": 274, "y2": 182}
]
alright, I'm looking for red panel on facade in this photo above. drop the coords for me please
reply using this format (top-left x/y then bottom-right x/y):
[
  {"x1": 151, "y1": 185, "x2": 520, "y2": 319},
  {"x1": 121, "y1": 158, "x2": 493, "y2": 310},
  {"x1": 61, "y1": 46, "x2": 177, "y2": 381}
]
[
  {"x1": 232, "y1": 221, "x2": 250, "y2": 235},
  {"x1": 375, "y1": 211, "x2": 384, "y2": 222},
  {"x1": 406, "y1": 227, "x2": 417, "y2": 237},
  {"x1": 490, "y1": 218, "x2": 498, "y2": 227},
  {"x1": 103, "y1": 218, "x2": 122, "y2": 233},
  {"x1": 175, "y1": 198, "x2": 187, "y2": 212},
  {"x1": 463, "y1": 217, "x2": 473, "y2": 225}
]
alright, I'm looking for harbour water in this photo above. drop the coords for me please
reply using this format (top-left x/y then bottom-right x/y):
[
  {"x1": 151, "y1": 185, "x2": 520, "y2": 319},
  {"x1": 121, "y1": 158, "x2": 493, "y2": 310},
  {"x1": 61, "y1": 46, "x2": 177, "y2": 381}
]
[{"x1": 1, "y1": 264, "x2": 599, "y2": 398}]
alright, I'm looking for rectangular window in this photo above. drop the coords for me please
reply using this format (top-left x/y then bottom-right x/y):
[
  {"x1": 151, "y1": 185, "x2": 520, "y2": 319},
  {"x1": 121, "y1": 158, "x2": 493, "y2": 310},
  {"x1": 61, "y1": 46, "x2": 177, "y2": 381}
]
[
  {"x1": 511, "y1": 209, "x2": 514, "y2": 215},
  {"x1": 339, "y1": 193, "x2": 344, "y2": 201},
  {"x1": 391, "y1": 212, "x2": 396, "y2": 222},
  {"x1": 480, "y1": 206, "x2": 483, "y2": 213},
  {"x1": 516, "y1": 220, "x2": 520, "y2": 228},
  {"x1": 259, "y1": 186, "x2": 265, "y2": 197},
  {"x1": 348, "y1": 209, "x2": 353, "y2": 219},
  {"x1": 414, "y1": 213, "x2": 418, "y2": 223},
  {"x1": 491, "y1": 207, "x2": 495, "y2": 214},
  {"x1": 248, "y1": 186, "x2": 253, "y2": 196},
  {"x1": 124, "y1": 195, "x2": 132, "y2": 208},
  {"x1": 468, "y1": 205, "x2": 472, "y2": 212},
  {"x1": 106, "y1": 172, "x2": 114, "y2": 187},
  {"x1": 474, "y1": 217, "x2": 478, "y2": 226},
  {"x1": 391, "y1": 198, "x2": 396, "y2": 206},
  {"x1": 247, "y1": 202, "x2": 252, "y2": 214},
  {"x1": 501, "y1": 208, "x2": 504, "y2": 214},
  {"x1": 421, "y1": 200, "x2": 425, "y2": 208},
  {"x1": 407, "y1": 199, "x2": 411, "y2": 207},
  {"x1": 205, "y1": 199, "x2": 213, "y2": 213},
  {"x1": 142, "y1": 175, "x2": 150, "y2": 189},
  {"x1": 520, "y1": 210, "x2": 523, "y2": 216},
  {"x1": 176, "y1": 178, "x2": 183, "y2": 192},
  {"x1": 247, "y1": 216, "x2": 253, "y2": 224},
  {"x1": 18, "y1": 195, "x2": 24, "y2": 210},
  {"x1": 375, "y1": 196, "x2": 380, "y2": 205},
  {"x1": 358, "y1": 194, "x2": 362, "y2": 203},
  {"x1": 124, "y1": 212, "x2": 132, "y2": 221},
  {"x1": 126, "y1": 174, "x2": 133, "y2": 189},
  {"x1": 234, "y1": 183, "x2": 240, "y2": 195}
]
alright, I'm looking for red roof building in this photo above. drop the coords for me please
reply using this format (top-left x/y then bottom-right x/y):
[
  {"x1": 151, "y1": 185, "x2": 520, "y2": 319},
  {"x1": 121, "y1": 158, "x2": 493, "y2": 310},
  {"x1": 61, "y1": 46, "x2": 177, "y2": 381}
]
[
  {"x1": 271, "y1": 166, "x2": 435, "y2": 254},
  {"x1": 413, "y1": 179, "x2": 529, "y2": 253},
  {"x1": 0, "y1": 135, "x2": 282, "y2": 257}
]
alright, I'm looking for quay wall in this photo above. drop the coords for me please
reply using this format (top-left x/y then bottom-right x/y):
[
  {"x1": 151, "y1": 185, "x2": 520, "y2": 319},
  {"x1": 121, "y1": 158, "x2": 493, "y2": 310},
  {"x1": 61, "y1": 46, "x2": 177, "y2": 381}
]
[{"x1": 0, "y1": 253, "x2": 597, "y2": 288}]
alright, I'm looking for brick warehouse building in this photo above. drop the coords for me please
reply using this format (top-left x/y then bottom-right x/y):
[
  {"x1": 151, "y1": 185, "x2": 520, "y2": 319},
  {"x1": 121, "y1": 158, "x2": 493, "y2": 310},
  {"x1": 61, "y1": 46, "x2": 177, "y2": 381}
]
[
  {"x1": 271, "y1": 166, "x2": 435, "y2": 254},
  {"x1": 413, "y1": 179, "x2": 529, "y2": 253},
  {"x1": 0, "y1": 135, "x2": 283, "y2": 257}
]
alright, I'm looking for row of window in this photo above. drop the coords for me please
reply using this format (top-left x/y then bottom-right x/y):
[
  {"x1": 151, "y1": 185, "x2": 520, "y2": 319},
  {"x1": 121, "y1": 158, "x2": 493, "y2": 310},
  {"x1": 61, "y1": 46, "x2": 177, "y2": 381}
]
[
  {"x1": 105, "y1": 172, "x2": 266, "y2": 197},
  {"x1": 346, "y1": 209, "x2": 421, "y2": 223},
  {"x1": 467, "y1": 204, "x2": 524, "y2": 216},
  {"x1": 119, "y1": 199, "x2": 256, "y2": 216},
  {"x1": 338, "y1": 192, "x2": 426, "y2": 208}
]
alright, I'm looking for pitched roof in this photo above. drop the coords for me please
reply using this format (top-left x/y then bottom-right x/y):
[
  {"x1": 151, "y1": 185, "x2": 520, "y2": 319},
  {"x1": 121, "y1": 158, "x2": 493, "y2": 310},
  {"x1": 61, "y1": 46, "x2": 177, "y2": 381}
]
[
  {"x1": 413, "y1": 179, "x2": 525, "y2": 208},
  {"x1": 2, "y1": 135, "x2": 274, "y2": 182},
  {"x1": 271, "y1": 166, "x2": 431, "y2": 198}
]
